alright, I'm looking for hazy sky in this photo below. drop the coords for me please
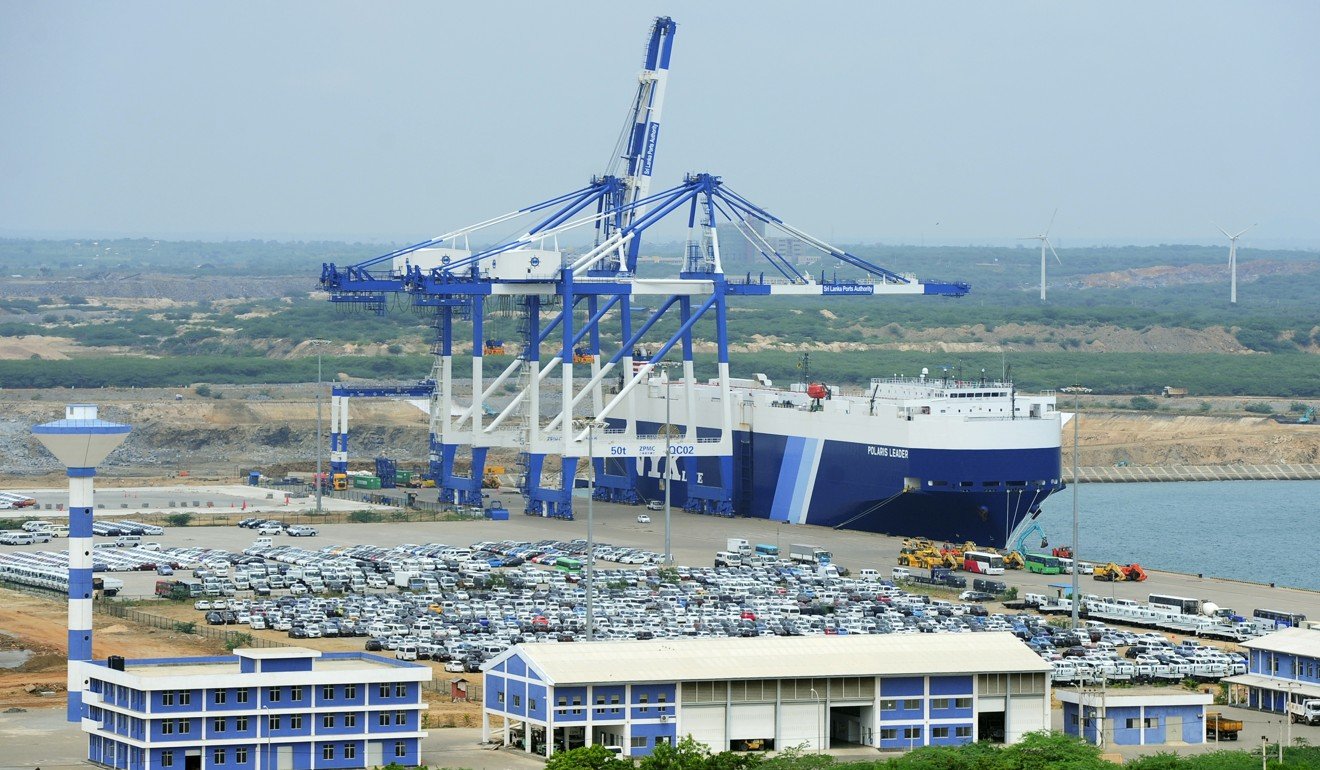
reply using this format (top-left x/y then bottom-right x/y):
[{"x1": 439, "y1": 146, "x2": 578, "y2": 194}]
[{"x1": 2, "y1": 1, "x2": 1317, "y2": 247}]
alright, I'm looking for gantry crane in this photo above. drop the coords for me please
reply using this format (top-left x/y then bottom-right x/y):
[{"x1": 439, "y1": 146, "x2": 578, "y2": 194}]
[{"x1": 318, "y1": 17, "x2": 969, "y2": 519}]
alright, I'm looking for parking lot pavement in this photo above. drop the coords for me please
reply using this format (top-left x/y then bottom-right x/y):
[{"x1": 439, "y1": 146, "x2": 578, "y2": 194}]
[{"x1": 0, "y1": 705, "x2": 87, "y2": 769}]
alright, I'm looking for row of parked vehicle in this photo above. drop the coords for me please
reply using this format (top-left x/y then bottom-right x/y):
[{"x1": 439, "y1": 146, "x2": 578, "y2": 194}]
[
  {"x1": 150, "y1": 538, "x2": 1257, "y2": 689},
  {"x1": 236, "y1": 518, "x2": 319, "y2": 536}
]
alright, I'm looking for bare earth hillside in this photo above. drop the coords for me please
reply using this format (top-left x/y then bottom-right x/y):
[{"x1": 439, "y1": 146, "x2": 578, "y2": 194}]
[{"x1": 2, "y1": 388, "x2": 1318, "y2": 482}]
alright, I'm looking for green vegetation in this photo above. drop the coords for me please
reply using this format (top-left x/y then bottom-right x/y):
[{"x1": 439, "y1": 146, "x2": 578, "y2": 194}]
[
  {"x1": 164, "y1": 513, "x2": 193, "y2": 527},
  {"x1": 348, "y1": 510, "x2": 384, "y2": 523},
  {"x1": 172, "y1": 621, "x2": 196, "y2": 635},
  {"x1": 538, "y1": 733, "x2": 1320, "y2": 769},
  {"x1": 2, "y1": 238, "x2": 1318, "y2": 397}
]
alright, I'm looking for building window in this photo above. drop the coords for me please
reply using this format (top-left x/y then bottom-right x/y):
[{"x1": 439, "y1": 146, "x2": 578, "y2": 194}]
[
  {"x1": 323, "y1": 715, "x2": 335, "y2": 729},
  {"x1": 268, "y1": 687, "x2": 281, "y2": 702},
  {"x1": 638, "y1": 693, "x2": 649, "y2": 713},
  {"x1": 632, "y1": 736, "x2": 647, "y2": 748},
  {"x1": 236, "y1": 747, "x2": 248, "y2": 764},
  {"x1": 610, "y1": 694, "x2": 620, "y2": 705},
  {"x1": 394, "y1": 741, "x2": 406, "y2": 758},
  {"x1": 1070, "y1": 713, "x2": 1079, "y2": 725},
  {"x1": 379, "y1": 712, "x2": 390, "y2": 727},
  {"x1": 1145, "y1": 717, "x2": 1158, "y2": 728},
  {"x1": 880, "y1": 728, "x2": 897, "y2": 740},
  {"x1": 932, "y1": 727, "x2": 949, "y2": 739},
  {"x1": 214, "y1": 689, "x2": 227, "y2": 705},
  {"x1": 513, "y1": 695, "x2": 521, "y2": 707},
  {"x1": 345, "y1": 685, "x2": 357, "y2": 699},
  {"x1": 379, "y1": 684, "x2": 390, "y2": 699},
  {"x1": 236, "y1": 688, "x2": 249, "y2": 704},
  {"x1": 212, "y1": 748, "x2": 226, "y2": 765},
  {"x1": 345, "y1": 713, "x2": 357, "y2": 728},
  {"x1": 236, "y1": 716, "x2": 248, "y2": 732},
  {"x1": 904, "y1": 727, "x2": 922, "y2": 740},
  {"x1": 1126, "y1": 718, "x2": 1138, "y2": 729},
  {"x1": 178, "y1": 720, "x2": 190, "y2": 734},
  {"x1": 395, "y1": 683, "x2": 407, "y2": 697},
  {"x1": 322, "y1": 744, "x2": 335, "y2": 760},
  {"x1": 558, "y1": 696, "x2": 567, "y2": 707},
  {"x1": 290, "y1": 714, "x2": 303, "y2": 730},
  {"x1": 291, "y1": 686, "x2": 304, "y2": 702},
  {"x1": 322, "y1": 685, "x2": 335, "y2": 701},
  {"x1": 161, "y1": 720, "x2": 174, "y2": 735},
  {"x1": 497, "y1": 692, "x2": 505, "y2": 704},
  {"x1": 395, "y1": 711, "x2": 406, "y2": 725},
  {"x1": 162, "y1": 691, "x2": 175, "y2": 706},
  {"x1": 161, "y1": 750, "x2": 174, "y2": 767},
  {"x1": 880, "y1": 699, "x2": 897, "y2": 710},
  {"x1": 268, "y1": 715, "x2": 281, "y2": 731},
  {"x1": 658, "y1": 692, "x2": 668, "y2": 704},
  {"x1": 212, "y1": 717, "x2": 226, "y2": 733},
  {"x1": 179, "y1": 691, "x2": 191, "y2": 706},
  {"x1": 902, "y1": 699, "x2": 921, "y2": 710},
  {"x1": 955, "y1": 726, "x2": 972, "y2": 738},
  {"x1": 955, "y1": 697, "x2": 972, "y2": 709},
  {"x1": 344, "y1": 744, "x2": 356, "y2": 760},
  {"x1": 931, "y1": 698, "x2": 949, "y2": 710},
  {"x1": 529, "y1": 698, "x2": 537, "y2": 711}
]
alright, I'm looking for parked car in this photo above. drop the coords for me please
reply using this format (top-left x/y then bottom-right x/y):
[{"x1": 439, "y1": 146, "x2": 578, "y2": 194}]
[
  {"x1": 286, "y1": 526, "x2": 318, "y2": 537},
  {"x1": 635, "y1": 514, "x2": 651, "y2": 524}
]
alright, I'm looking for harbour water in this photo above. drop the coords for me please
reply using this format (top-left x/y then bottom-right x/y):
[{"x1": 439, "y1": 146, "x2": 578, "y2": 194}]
[{"x1": 1036, "y1": 479, "x2": 1319, "y2": 592}]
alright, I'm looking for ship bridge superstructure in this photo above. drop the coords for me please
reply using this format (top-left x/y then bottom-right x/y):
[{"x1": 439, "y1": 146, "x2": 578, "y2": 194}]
[{"x1": 316, "y1": 17, "x2": 971, "y2": 520}]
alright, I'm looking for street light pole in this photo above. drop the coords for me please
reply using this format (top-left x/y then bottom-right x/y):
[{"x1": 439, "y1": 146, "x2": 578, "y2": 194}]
[
  {"x1": 585, "y1": 421, "x2": 604, "y2": 641},
  {"x1": 308, "y1": 339, "x2": 330, "y2": 517},
  {"x1": 664, "y1": 379, "x2": 672, "y2": 565},
  {"x1": 1060, "y1": 385, "x2": 1091, "y2": 631}
]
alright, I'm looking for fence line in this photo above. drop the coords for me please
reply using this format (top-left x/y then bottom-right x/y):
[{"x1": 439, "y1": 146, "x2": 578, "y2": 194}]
[{"x1": 95, "y1": 601, "x2": 291, "y2": 650}]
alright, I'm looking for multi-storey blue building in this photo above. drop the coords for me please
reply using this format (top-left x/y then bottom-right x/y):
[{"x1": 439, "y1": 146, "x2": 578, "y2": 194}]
[
  {"x1": 481, "y1": 634, "x2": 1050, "y2": 758},
  {"x1": 80, "y1": 647, "x2": 430, "y2": 770},
  {"x1": 1225, "y1": 627, "x2": 1320, "y2": 715}
]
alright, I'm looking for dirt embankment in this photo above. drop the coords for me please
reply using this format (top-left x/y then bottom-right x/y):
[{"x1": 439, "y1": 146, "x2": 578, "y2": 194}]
[
  {"x1": 4, "y1": 388, "x2": 1319, "y2": 482},
  {"x1": 1069, "y1": 413, "x2": 1320, "y2": 467}
]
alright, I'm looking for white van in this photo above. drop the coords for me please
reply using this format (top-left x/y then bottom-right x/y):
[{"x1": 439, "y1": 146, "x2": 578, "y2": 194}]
[
  {"x1": 714, "y1": 551, "x2": 742, "y2": 568},
  {"x1": 252, "y1": 537, "x2": 274, "y2": 549},
  {"x1": 891, "y1": 567, "x2": 912, "y2": 581},
  {"x1": 857, "y1": 568, "x2": 882, "y2": 581},
  {"x1": 115, "y1": 535, "x2": 142, "y2": 548}
]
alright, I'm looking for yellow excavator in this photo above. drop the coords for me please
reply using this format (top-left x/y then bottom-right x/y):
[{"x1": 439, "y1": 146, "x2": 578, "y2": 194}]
[
  {"x1": 1003, "y1": 551, "x2": 1026, "y2": 570},
  {"x1": 1094, "y1": 562, "x2": 1148, "y2": 582}
]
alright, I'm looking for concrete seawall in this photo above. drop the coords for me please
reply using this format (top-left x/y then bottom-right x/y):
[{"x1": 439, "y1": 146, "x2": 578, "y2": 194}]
[{"x1": 1077, "y1": 463, "x2": 1320, "y2": 483}]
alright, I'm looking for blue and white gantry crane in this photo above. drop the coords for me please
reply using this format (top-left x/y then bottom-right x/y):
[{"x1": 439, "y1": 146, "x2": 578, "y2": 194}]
[{"x1": 318, "y1": 17, "x2": 968, "y2": 519}]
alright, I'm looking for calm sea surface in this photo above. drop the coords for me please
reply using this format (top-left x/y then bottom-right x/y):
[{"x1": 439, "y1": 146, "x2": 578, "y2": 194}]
[{"x1": 1035, "y1": 480, "x2": 1319, "y2": 592}]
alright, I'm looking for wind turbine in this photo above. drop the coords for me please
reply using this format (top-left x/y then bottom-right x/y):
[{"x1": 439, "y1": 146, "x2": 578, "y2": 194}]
[
  {"x1": 1021, "y1": 209, "x2": 1061, "y2": 302},
  {"x1": 1215, "y1": 222, "x2": 1256, "y2": 304}
]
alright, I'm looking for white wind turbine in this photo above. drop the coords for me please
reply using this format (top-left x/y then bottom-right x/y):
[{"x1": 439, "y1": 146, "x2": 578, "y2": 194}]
[
  {"x1": 1215, "y1": 222, "x2": 1256, "y2": 304},
  {"x1": 1021, "y1": 209, "x2": 1061, "y2": 302}
]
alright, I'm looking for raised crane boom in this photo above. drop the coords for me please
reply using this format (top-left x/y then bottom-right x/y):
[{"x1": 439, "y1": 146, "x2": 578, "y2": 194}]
[{"x1": 598, "y1": 16, "x2": 677, "y2": 275}]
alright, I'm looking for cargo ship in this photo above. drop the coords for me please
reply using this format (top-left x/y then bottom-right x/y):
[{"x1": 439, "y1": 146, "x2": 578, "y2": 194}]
[{"x1": 614, "y1": 370, "x2": 1064, "y2": 550}]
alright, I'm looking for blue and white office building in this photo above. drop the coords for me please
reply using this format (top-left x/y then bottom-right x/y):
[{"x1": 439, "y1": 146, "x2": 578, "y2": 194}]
[
  {"x1": 1224, "y1": 627, "x2": 1320, "y2": 714},
  {"x1": 80, "y1": 647, "x2": 430, "y2": 770},
  {"x1": 481, "y1": 633, "x2": 1050, "y2": 758}
]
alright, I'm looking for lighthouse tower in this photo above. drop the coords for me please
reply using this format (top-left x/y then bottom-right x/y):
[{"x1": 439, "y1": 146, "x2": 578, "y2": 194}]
[{"x1": 32, "y1": 404, "x2": 130, "y2": 722}]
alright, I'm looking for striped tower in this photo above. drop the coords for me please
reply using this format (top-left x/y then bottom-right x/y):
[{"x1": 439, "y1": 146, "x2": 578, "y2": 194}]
[{"x1": 32, "y1": 404, "x2": 130, "y2": 723}]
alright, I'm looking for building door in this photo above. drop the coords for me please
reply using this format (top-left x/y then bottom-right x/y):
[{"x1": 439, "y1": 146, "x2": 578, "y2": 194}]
[
  {"x1": 184, "y1": 752, "x2": 201, "y2": 770},
  {"x1": 276, "y1": 745, "x2": 293, "y2": 770},
  {"x1": 1165, "y1": 715, "x2": 1182, "y2": 744},
  {"x1": 368, "y1": 741, "x2": 384, "y2": 768}
]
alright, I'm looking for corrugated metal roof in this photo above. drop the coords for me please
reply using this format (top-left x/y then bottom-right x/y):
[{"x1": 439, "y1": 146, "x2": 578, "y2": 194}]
[
  {"x1": 1223, "y1": 673, "x2": 1320, "y2": 699},
  {"x1": 498, "y1": 633, "x2": 1049, "y2": 685},
  {"x1": 1241, "y1": 627, "x2": 1320, "y2": 657}
]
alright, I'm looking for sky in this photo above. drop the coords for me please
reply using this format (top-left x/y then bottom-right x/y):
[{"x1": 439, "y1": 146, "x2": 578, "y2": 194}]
[{"x1": 2, "y1": 1, "x2": 1317, "y2": 248}]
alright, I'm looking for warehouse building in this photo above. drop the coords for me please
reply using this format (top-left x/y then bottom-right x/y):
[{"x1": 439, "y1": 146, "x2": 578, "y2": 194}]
[
  {"x1": 1058, "y1": 688, "x2": 1212, "y2": 747},
  {"x1": 80, "y1": 647, "x2": 430, "y2": 770},
  {"x1": 481, "y1": 633, "x2": 1050, "y2": 757},
  {"x1": 1223, "y1": 627, "x2": 1320, "y2": 714}
]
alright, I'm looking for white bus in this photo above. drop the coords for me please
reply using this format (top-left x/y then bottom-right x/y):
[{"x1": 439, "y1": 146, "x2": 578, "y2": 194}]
[{"x1": 962, "y1": 550, "x2": 1005, "y2": 575}]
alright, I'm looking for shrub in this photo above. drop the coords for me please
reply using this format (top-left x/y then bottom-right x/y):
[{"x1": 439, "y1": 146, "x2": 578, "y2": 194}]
[
  {"x1": 224, "y1": 633, "x2": 254, "y2": 651},
  {"x1": 1129, "y1": 396, "x2": 1159, "y2": 411},
  {"x1": 1244, "y1": 402, "x2": 1274, "y2": 414},
  {"x1": 1290, "y1": 401, "x2": 1309, "y2": 413},
  {"x1": 165, "y1": 513, "x2": 193, "y2": 527},
  {"x1": 194, "y1": 384, "x2": 212, "y2": 397},
  {"x1": 348, "y1": 510, "x2": 383, "y2": 523},
  {"x1": 173, "y1": 621, "x2": 197, "y2": 635}
]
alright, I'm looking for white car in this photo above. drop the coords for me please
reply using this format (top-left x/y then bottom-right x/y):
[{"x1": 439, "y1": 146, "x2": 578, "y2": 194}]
[
  {"x1": 636, "y1": 514, "x2": 651, "y2": 524},
  {"x1": 1076, "y1": 561, "x2": 1095, "y2": 575},
  {"x1": 646, "y1": 500, "x2": 663, "y2": 511},
  {"x1": 257, "y1": 524, "x2": 284, "y2": 535}
]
